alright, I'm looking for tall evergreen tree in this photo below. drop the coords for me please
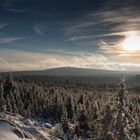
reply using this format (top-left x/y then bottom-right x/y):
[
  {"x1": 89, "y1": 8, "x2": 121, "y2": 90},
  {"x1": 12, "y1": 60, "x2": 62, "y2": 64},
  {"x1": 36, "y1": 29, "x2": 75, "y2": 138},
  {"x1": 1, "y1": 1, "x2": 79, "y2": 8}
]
[
  {"x1": 4, "y1": 73, "x2": 15, "y2": 96},
  {"x1": 4, "y1": 73, "x2": 17, "y2": 113},
  {"x1": 0, "y1": 74, "x2": 6, "y2": 112},
  {"x1": 61, "y1": 105, "x2": 69, "y2": 134},
  {"x1": 65, "y1": 96, "x2": 74, "y2": 119},
  {"x1": 6, "y1": 95, "x2": 12, "y2": 113}
]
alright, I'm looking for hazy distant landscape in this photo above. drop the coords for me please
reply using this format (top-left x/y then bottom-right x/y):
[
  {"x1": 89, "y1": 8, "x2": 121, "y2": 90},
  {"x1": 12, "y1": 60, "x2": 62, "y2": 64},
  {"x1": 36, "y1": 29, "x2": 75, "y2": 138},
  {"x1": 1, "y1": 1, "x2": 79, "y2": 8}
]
[{"x1": 2, "y1": 67, "x2": 140, "y2": 77}]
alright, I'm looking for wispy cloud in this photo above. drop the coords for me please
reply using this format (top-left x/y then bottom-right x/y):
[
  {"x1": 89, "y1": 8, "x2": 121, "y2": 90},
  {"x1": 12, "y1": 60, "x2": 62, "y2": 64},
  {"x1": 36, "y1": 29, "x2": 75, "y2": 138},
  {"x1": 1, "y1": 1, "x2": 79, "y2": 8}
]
[
  {"x1": 98, "y1": 39, "x2": 122, "y2": 51},
  {"x1": 66, "y1": 7, "x2": 140, "y2": 42},
  {"x1": 34, "y1": 26, "x2": 44, "y2": 36},
  {"x1": 0, "y1": 57, "x2": 5, "y2": 62},
  {"x1": 0, "y1": 23, "x2": 10, "y2": 29},
  {"x1": 0, "y1": 23, "x2": 26, "y2": 44},
  {"x1": 0, "y1": 0, "x2": 16, "y2": 8},
  {"x1": 0, "y1": 37, "x2": 26, "y2": 44},
  {"x1": 66, "y1": 31, "x2": 128, "y2": 42},
  {"x1": 34, "y1": 23, "x2": 48, "y2": 36},
  {"x1": 5, "y1": 8, "x2": 28, "y2": 13},
  {"x1": 0, "y1": 0, "x2": 27, "y2": 13}
]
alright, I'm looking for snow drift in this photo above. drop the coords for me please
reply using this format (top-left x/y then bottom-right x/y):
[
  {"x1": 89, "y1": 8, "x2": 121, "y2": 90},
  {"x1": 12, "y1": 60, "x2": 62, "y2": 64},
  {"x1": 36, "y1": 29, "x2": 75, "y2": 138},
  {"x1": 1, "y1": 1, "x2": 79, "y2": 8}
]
[{"x1": 0, "y1": 119, "x2": 24, "y2": 140}]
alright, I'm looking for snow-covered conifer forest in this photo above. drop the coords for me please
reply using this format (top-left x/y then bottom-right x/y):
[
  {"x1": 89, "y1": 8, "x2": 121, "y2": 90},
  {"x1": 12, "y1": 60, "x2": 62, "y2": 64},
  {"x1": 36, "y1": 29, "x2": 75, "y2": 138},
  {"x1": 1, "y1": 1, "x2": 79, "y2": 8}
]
[{"x1": 0, "y1": 73, "x2": 140, "y2": 140}]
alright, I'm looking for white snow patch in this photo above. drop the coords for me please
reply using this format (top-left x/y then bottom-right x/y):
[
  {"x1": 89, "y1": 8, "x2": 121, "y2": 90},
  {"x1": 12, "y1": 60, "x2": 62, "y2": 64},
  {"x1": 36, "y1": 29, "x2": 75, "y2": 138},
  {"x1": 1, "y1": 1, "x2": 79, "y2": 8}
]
[{"x1": 0, "y1": 120, "x2": 24, "y2": 140}]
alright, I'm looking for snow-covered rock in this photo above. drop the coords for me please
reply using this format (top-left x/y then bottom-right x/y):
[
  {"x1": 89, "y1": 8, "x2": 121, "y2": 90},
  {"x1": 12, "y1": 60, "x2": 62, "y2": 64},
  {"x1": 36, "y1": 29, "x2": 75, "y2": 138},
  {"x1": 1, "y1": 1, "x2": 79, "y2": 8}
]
[
  {"x1": 25, "y1": 127, "x2": 38, "y2": 135},
  {"x1": 44, "y1": 123, "x2": 52, "y2": 129},
  {"x1": 22, "y1": 118, "x2": 35, "y2": 126},
  {"x1": 23, "y1": 130, "x2": 33, "y2": 139}
]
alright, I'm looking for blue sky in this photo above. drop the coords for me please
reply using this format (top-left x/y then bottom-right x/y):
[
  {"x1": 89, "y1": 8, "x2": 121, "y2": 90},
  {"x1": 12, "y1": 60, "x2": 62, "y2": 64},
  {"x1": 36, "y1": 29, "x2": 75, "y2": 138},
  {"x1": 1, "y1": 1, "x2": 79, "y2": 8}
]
[{"x1": 0, "y1": 0, "x2": 140, "y2": 71}]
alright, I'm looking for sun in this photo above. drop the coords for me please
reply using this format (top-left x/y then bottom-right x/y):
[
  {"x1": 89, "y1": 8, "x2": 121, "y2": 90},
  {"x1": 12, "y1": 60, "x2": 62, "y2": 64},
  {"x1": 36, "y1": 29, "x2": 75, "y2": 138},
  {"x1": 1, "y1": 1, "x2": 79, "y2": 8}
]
[{"x1": 123, "y1": 31, "x2": 140, "y2": 51}]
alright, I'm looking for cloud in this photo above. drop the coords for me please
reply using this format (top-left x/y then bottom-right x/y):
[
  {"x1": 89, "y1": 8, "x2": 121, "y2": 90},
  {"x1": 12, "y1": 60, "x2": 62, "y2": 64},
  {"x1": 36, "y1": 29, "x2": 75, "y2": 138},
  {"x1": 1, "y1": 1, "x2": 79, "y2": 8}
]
[
  {"x1": 0, "y1": 37, "x2": 26, "y2": 43},
  {"x1": 5, "y1": 8, "x2": 28, "y2": 13},
  {"x1": 98, "y1": 39, "x2": 122, "y2": 51},
  {"x1": 34, "y1": 26, "x2": 44, "y2": 36},
  {"x1": 34, "y1": 23, "x2": 48, "y2": 36},
  {"x1": 66, "y1": 7, "x2": 140, "y2": 43},
  {"x1": 0, "y1": 48, "x2": 140, "y2": 72},
  {"x1": 0, "y1": 57, "x2": 5, "y2": 62},
  {"x1": 0, "y1": 49, "x2": 108, "y2": 71},
  {"x1": 0, "y1": 23, "x2": 10, "y2": 29},
  {"x1": 0, "y1": 0, "x2": 27, "y2": 13},
  {"x1": 65, "y1": 7, "x2": 140, "y2": 63},
  {"x1": 0, "y1": 56, "x2": 9, "y2": 71},
  {"x1": 98, "y1": 39, "x2": 110, "y2": 50},
  {"x1": 0, "y1": 0, "x2": 16, "y2": 8},
  {"x1": 0, "y1": 23, "x2": 26, "y2": 44},
  {"x1": 66, "y1": 31, "x2": 129, "y2": 42}
]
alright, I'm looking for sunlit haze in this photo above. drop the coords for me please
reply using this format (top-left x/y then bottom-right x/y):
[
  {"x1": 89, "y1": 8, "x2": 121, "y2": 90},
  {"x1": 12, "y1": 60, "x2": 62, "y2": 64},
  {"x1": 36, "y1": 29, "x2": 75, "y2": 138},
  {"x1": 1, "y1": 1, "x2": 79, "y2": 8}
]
[{"x1": 123, "y1": 31, "x2": 140, "y2": 51}]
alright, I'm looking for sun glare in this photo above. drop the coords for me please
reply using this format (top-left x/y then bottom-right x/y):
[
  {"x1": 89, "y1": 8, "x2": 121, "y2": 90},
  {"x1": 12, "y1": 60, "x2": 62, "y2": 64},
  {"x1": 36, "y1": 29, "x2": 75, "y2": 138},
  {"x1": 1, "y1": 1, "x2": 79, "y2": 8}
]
[{"x1": 123, "y1": 31, "x2": 140, "y2": 51}]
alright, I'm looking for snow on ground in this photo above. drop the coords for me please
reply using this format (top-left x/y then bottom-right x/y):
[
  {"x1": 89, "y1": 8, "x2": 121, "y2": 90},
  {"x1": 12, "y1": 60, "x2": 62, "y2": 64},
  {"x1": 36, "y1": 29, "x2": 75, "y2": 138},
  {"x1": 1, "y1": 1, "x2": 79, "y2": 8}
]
[
  {"x1": 0, "y1": 120, "x2": 24, "y2": 140},
  {"x1": 0, "y1": 113, "x2": 60, "y2": 140}
]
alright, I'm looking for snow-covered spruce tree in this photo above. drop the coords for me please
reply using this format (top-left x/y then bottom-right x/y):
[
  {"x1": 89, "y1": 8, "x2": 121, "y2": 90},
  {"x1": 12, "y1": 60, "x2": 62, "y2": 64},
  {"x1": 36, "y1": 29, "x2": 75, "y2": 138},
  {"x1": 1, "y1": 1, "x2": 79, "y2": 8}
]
[
  {"x1": 114, "y1": 77, "x2": 136, "y2": 139},
  {"x1": 14, "y1": 88, "x2": 24, "y2": 115},
  {"x1": 5, "y1": 94, "x2": 12, "y2": 113},
  {"x1": 65, "y1": 96, "x2": 74, "y2": 120},
  {"x1": 4, "y1": 73, "x2": 15, "y2": 95},
  {"x1": 0, "y1": 74, "x2": 6, "y2": 112},
  {"x1": 76, "y1": 104, "x2": 89, "y2": 138},
  {"x1": 61, "y1": 104, "x2": 69, "y2": 134},
  {"x1": 4, "y1": 73, "x2": 18, "y2": 113}
]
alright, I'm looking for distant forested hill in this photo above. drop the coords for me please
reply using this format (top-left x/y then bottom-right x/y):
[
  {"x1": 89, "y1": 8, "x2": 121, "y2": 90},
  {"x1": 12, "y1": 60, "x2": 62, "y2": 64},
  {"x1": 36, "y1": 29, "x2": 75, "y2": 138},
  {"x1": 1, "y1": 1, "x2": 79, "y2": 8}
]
[{"x1": 2, "y1": 67, "x2": 140, "y2": 77}]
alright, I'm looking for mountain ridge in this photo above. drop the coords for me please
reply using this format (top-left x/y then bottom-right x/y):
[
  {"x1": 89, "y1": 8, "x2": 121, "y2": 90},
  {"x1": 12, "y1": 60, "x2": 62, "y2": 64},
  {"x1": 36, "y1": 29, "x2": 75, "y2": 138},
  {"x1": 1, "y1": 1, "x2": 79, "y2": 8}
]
[{"x1": 2, "y1": 67, "x2": 140, "y2": 76}]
